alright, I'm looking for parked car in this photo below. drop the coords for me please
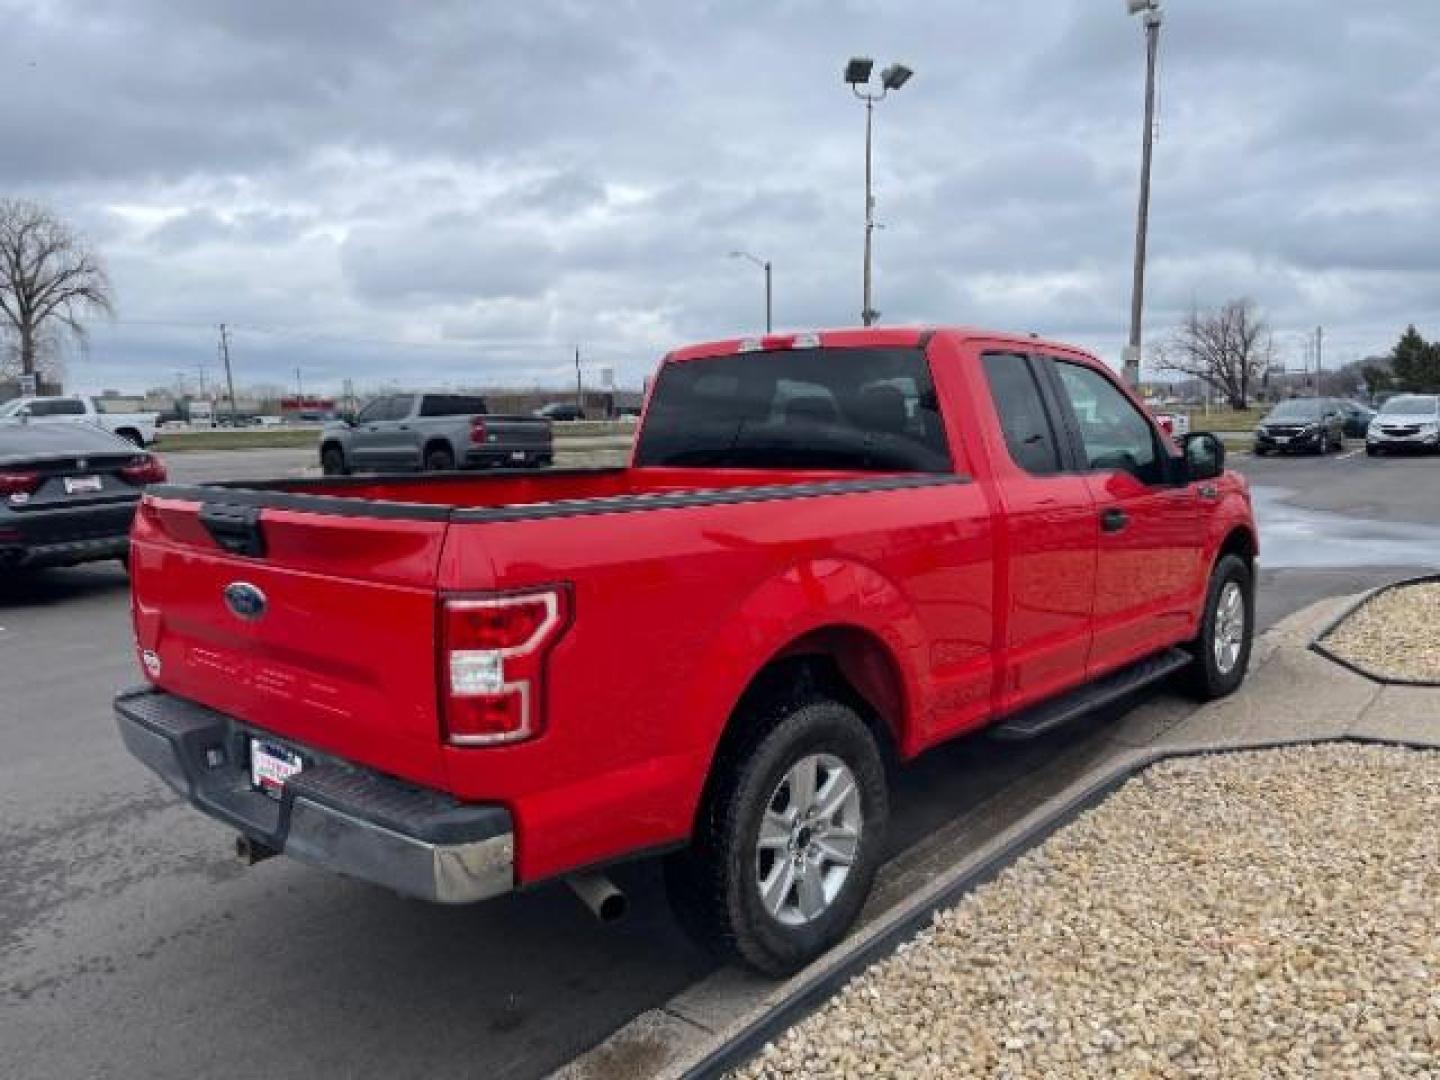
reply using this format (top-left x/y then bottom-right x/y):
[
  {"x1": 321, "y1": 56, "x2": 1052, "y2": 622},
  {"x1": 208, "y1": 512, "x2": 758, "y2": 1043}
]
[
  {"x1": 0, "y1": 421, "x2": 165, "y2": 570},
  {"x1": 116, "y1": 327, "x2": 1255, "y2": 975},
  {"x1": 1365, "y1": 394, "x2": 1440, "y2": 456},
  {"x1": 535, "y1": 402, "x2": 586, "y2": 421},
  {"x1": 318, "y1": 392, "x2": 553, "y2": 474},
  {"x1": 1252, "y1": 398, "x2": 1345, "y2": 455},
  {"x1": 1336, "y1": 401, "x2": 1376, "y2": 439},
  {"x1": 0, "y1": 395, "x2": 158, "y2": 446}
]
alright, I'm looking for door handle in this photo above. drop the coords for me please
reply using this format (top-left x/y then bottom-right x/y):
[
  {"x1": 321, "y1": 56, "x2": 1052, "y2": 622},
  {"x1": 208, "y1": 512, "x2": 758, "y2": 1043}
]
[
  {"x1": 1101, "y1": 508, "x2": 1130, "y2": 533},
  {"x1": 1197, "y1": 484, "x2": 1219, "y2": 500},
  {"x1": 397, "y1": 425, "x2": 410, "y2": 431}
]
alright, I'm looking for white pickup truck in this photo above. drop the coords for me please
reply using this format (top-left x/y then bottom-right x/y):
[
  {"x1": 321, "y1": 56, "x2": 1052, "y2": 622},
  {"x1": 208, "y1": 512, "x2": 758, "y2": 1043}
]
[{"x1": 0, "y1": 395, "x2": 158, "y2": 446}]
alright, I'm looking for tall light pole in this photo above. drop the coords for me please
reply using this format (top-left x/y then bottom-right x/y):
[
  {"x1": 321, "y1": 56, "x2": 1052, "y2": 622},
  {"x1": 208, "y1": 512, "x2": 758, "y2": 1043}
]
[
  {"x1": 1124, "y1": 0, "x2": 1163, "y2": 388},
  {"x1": 729, "y1": 250, "x2": 772, "y2": 333},
  {"x1": 845, "y1": 57, "x2": 913, "y2": 327}
]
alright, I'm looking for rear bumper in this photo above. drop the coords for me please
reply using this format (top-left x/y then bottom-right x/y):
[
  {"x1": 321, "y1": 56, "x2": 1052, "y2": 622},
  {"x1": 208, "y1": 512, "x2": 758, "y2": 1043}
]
[
  {"x1": 1, "y1": 501, "x2": 136, "y2": 567},
  {"x1": 464, "y1": 448, "x2": 553, "y2": 467},
  {"x1": 114, "y1": 687, "x2": 515, "y2": 904},
  {"x1": 2, "y1": 533, "x2": 130, "y2": 568}
]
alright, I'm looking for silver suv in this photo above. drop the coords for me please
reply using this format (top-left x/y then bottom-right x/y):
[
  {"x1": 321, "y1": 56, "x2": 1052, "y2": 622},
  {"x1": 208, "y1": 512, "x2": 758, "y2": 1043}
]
[{"x1": 1366, "y1": 394, "x2": 1440, "y2": 456}]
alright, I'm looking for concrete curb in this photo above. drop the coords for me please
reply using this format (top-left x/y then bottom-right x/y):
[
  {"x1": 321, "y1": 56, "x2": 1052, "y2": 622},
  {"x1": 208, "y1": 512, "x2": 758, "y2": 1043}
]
[{"x1": 1309, "y1": 572, "x2": 1440, "y2": 687}]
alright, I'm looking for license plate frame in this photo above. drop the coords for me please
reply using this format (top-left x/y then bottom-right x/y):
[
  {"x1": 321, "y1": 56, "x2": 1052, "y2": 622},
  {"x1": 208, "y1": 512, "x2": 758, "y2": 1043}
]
[
  {"x1": 64, "y1": 475, "x2": 103, "y2": 494},
  {"x1": 250, "y1": 739, "x2": 305, "y2": 798},
  {"x1": 1273, "y1": 436, "x2": 1290, "y2": 445}
]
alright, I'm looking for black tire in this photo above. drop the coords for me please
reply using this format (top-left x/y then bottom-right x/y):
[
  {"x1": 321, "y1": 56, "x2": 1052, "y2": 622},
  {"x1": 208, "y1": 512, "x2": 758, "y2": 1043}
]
[
  {"x1": 1182, "y1": 554, "x2": 1254, "y2": 701},
  {"x1": 1366, "y1": 445, "x2": 1379, "y2": 458},
  {"x1": 424, "y1": 444, "x2": 456, "y2": 472},
  {"x1": 320, "y1": 443, "x2": 348, "y2": 476},
  {"x1": 1253, "y1": 446, "x2": 1268, "y2": 457},
  {"x1": 665, "y1": 695, "x2": 889, "y2": 976}
]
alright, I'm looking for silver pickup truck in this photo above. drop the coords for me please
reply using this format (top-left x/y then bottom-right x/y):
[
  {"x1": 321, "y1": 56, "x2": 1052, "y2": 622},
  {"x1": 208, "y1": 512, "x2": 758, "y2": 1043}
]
[{"x1": 319, "y1": 393, "x2": 553, "y2": 474}]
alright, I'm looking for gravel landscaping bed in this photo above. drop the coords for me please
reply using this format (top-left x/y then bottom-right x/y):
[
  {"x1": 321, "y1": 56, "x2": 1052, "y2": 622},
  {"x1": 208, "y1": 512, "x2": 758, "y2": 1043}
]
[
  {"x1": 735, "y1": 744, "x2": 1440, "y2": 1078},
  {"x1": 1322, "y1": 582, "x2": 1440, "y2": 684}
]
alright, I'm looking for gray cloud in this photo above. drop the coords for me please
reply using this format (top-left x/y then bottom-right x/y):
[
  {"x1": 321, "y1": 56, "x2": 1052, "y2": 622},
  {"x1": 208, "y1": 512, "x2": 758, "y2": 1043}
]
[{"x1": 3, "y1": 0, "x2": 1438, "y2": 393}]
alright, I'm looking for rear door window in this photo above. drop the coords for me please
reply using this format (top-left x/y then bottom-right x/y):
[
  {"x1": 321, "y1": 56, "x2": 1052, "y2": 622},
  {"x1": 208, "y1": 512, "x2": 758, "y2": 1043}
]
[
  {"x1": 980, "y1": 353, "x2": 1062, "y2": 476},
  {"x1": 420, "y1": 395, "x2": 489, "y2": 417},
  {"x1": 635, "y1": 347, "x2": 951, "y2": 472}
]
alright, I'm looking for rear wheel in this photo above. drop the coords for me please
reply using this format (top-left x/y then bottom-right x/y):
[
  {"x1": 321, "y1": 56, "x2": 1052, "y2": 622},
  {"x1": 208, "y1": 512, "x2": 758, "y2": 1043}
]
[
  {"x1": 1183, "y1": 554, "x2": 1254, "y2": 701},
  {"x1": 320, "y1": 443, "x2": 348, "y2": 476},
  {"x1": 424, "y1": 444, "x2": 456, "y2": 472},
  {"x1": 665, "y1": 695, "x2": 888, "y2": 976}
]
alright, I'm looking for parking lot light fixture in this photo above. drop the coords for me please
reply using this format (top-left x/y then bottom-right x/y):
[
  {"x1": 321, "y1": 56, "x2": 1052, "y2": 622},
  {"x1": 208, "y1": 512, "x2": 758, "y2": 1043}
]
[
  {"x1": 845, "y1": 56, "x2": 914, "y2": 327},
  {"x1": 729, "y1": 251, "x2": 772, "y2": 333}
]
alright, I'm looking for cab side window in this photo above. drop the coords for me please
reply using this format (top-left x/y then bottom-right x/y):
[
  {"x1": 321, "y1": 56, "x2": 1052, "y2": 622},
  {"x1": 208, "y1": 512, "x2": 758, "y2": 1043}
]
[
  {"x1": 1052, "y1": 360, "x2": 1163, "y2": 484},
  {"x1": 981, "y1": 352, "x2": 1062, "y2": 476}
]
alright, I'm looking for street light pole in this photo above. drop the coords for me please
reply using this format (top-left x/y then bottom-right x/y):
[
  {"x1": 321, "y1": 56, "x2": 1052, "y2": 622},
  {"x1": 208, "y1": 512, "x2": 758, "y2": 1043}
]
[
  {"x1": 729, "y1": 250, "x2": 773, "y2": 333},
  {"x1": 846, "y1": 58, "x2": 913, "y2": 328},
  {"x1": 1124, "y1": 0, "x2": 1163, "y2": 389}
]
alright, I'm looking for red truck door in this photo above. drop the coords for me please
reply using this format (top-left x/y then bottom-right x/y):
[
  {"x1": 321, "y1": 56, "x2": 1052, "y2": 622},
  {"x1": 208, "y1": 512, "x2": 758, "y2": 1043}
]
[
  {"x1": 975, "y1": 350, "x2": 1098, "y2": 714},
  {"x1": 1042, "y1": 357, "x2": 1203, "y2": 675}
]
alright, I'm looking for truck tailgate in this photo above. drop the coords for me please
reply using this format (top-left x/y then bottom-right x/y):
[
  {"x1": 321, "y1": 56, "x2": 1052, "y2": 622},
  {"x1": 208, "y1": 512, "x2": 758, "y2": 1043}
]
[{"x1": 129, "y1": 493, "x2": 457, "y2": 787}]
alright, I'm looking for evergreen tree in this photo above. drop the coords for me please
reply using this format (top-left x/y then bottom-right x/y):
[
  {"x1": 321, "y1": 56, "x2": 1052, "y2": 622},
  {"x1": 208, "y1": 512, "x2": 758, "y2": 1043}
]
[{"x1": 1390, "y1": 325, "x2": 1440, "y2": 391}]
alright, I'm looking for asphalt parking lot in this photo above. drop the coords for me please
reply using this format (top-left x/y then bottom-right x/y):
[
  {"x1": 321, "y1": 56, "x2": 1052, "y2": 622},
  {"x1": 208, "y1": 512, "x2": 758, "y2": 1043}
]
[{"x1": 3, "y1": 446, "x2": 1438, "y2": 1080}]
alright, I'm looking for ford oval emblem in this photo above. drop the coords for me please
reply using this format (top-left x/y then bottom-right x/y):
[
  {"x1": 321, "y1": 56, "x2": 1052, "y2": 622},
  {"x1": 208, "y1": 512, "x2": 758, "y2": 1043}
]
[{"x1": 223, "y1": 581, "x2": 267, "y2": 621}]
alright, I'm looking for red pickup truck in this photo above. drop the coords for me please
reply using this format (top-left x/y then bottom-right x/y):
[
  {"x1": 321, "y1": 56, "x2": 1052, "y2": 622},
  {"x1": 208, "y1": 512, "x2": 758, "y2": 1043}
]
[{"x1": 117, "y1": 327, "x2": 1256, "y2": 974}]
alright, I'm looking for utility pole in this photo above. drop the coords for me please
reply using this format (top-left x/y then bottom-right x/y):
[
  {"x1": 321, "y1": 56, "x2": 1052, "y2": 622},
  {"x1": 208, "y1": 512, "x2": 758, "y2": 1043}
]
[
  {"x1": 1124, "y1": 0, "x2": 1164, "y2": 388},
  {"x1": 574, "y1": 347, "x2": 584, "y2": 413},
  {"x1": 295, "y1": 367, "x2": 304, "y2": 401},
  {"x1": 218, "y1": 323, "x2": 239, "y2": 423},
  {"x1": 1315, "y1": 326, "x2": 1324, "y2": 395}
]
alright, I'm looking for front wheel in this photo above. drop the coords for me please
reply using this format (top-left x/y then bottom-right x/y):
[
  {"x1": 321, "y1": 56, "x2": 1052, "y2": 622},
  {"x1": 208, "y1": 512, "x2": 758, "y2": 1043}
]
[
  {"x1": 665, "y1": 696, "x2": 888, "y2": 976},
  {"x1": 1182, "y1": 554, "x2": 1254, "y2": 701}
]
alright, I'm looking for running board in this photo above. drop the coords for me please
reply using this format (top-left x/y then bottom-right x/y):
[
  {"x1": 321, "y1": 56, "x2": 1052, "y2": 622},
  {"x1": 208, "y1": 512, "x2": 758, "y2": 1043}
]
[{"x1": 989, "y1": 648, "x2": 1193, "y2": 742}]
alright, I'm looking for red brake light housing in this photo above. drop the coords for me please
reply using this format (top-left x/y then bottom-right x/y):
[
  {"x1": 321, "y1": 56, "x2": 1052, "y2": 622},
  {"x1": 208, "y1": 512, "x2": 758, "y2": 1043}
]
[
  {"x1": 120, "y1": 454, "x2": 168, "y2": 486},
  {"x1": 441, "y1": 587, "x2": 570, "y2": 745},
  {"x1": 0, "y1": 471, "x2": 41, "y2": 497}
]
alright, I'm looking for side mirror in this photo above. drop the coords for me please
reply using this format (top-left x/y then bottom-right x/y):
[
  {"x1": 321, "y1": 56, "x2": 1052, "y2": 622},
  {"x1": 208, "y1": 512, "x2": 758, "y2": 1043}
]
[{"x1": 1183, "y1": 432, "x2": 1225, "y2": 482}]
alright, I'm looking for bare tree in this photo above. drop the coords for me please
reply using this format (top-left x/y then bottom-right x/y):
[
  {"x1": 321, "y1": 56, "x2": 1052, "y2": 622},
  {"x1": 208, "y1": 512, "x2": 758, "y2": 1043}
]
[
  {"x1": 0, "y1": 199, "x2": 114, "y2": 380},
  {"x1": 1152, "y1": 298, "x2": 1268, "y2": 410}
]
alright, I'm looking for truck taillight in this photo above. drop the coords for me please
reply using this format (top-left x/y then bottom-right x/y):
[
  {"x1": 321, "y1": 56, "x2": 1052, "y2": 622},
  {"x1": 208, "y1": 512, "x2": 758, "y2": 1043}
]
[
  {"x1": 120, "y1": 455, "x2": 168, "y2": 485},
  {"x1": 0, "y1": 471, "x2": 41, "y2": 496},
  {"x1": 441, "y1": 588, "x2": 569, "y2": 745},
  {"x1": 469, "y1": 417, "x2": 488, "y2": 444}
]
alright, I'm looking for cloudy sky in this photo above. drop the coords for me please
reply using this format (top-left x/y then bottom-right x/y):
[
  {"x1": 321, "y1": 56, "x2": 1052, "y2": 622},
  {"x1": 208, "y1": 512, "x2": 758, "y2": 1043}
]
[{"x1": 3, "y1": 0, "x2": 1438, "y2": 395}]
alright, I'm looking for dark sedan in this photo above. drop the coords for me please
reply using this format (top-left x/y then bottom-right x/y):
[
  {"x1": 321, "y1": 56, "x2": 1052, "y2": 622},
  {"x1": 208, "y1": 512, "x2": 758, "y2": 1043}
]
[
  {"x1": 1338, "y1": 400, "x2": 1376, "y2": 438},
  {"x1": 0, "y1": 421, "x2": 166, "y2": 570},
  {"x1": 1253, "y1": 398, "x2": 1345, "y2": 456}
]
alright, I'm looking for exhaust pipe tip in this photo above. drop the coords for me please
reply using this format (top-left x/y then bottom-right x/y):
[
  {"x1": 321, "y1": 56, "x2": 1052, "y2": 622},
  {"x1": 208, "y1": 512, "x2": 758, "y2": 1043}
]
[
  {"x1": 566, "y1": 871, "x2": 628, "y2": 923},
  {"x1": 235, "y1": 834, "x2": 277, "y2": 866}
]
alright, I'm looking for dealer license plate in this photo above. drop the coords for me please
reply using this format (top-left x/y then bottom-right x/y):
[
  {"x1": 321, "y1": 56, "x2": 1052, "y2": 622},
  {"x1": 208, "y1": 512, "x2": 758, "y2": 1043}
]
[
  {"x1": 250, "y1": 739, "x2": 304, "y2": 798},
  {"x1": 1274, "y1": 436, "x2": 1289, "y2": 445},
  {"x1": 64, "y1": 475, "x2": 103, "y2": 494}
]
